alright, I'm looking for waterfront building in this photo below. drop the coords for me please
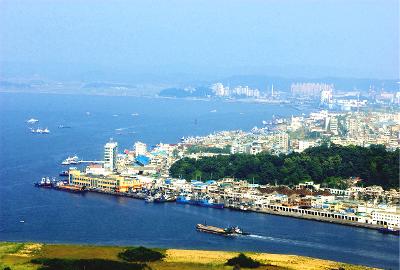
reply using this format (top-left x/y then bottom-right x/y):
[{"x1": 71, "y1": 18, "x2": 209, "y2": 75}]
[
  {"x1": 104, "y1": 141, "x2": 118, "y2": 172},
  {"x1": 68, "y1": 169, "x2": 142, "y2": 192}
]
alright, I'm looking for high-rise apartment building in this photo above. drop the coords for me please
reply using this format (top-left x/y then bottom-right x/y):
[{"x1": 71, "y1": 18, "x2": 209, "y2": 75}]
[{"x1": 104, "y1": 141, "x2": 118, "y2": 172}]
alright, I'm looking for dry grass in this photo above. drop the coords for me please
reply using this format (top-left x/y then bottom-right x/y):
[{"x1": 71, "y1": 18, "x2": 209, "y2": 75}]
[{"x1": 0, "y1": 242, "x2": 378, "y2": 270}]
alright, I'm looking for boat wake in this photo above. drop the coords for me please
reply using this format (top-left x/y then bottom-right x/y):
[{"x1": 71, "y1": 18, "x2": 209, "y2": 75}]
[
  {"x1": 245, "y1": 234, "x2": 390, "y2": 260},
  {"x1": 248, "y1": 234, "x2": 269, "y2": 240}
]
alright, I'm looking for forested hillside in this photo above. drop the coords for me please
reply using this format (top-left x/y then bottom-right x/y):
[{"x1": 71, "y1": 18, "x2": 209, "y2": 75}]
[{"x1": 170, "y1": 144, "x2": 399, "y2": 188}]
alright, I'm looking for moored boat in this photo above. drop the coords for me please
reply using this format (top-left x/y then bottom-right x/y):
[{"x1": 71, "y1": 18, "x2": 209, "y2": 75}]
[
  {"x1": 378, "y1": 226, "x2": 400, "y2": 236},
  {"x1": 62, "y1": 155, "x2": 79, "y2": 165},
  {"x1": 34, "y1": 177, "x2": 54, "y2": 188},
  {"x1": 55, "y1": 184, "x2": 88, "y2": 194},
  {"x1": 59, "y1": 170, "x2": 69, "y2": 177}
]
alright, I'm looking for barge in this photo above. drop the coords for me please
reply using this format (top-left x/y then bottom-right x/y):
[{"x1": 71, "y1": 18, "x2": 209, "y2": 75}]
[{"x1": 196, "y1": 223, "x2": 249, "y2": 236}]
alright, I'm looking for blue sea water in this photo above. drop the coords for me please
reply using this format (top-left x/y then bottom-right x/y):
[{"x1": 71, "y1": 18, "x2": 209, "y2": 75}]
[{"x1": 0, "y1": 92, "x2": 398, "y2": 269}]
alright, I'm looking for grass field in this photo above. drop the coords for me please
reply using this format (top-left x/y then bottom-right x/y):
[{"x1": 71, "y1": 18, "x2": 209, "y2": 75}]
[{"x1": 0, "y1": 242, "x2": 378, "y2": 270}]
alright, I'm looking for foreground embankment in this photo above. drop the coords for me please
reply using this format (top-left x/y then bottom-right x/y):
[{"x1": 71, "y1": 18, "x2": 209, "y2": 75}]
[{"x1": 0, "y1": 242, "x2": 378, "y2": 270}]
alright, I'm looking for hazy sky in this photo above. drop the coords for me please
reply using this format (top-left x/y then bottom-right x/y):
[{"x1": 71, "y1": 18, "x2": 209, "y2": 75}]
[{"x1": 0, "y1": 0, "x2": 398, "y2": 80}]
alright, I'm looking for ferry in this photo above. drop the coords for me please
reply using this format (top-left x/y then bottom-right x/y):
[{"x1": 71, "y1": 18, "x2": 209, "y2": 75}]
[
  {"x1": 196, "y1": 223, "x2": 249, "y2": 236},
  {"x1": 62, "y1": 155, "x2": 79, "y2": 165},
  {"x1": 378, "y1": 226, "x2": 400, "y2": 236}
]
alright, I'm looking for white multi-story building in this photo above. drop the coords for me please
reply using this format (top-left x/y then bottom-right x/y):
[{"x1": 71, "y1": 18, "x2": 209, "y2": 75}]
[
  {"x1": 276, "y1": 133, "x2": 289, "y2": 152},
  {"x1": 320, "y1": 89, "x2": 333, "y2": 105},
  {"x1": 134, "y1": 141, "x2": 147, "y2": 156},
  {"x1": 371, "y1": 210, "x2": 400, "y2": 227},
  {"x1": 104, "y1": 141, "x2": 118, "y2": 172}
]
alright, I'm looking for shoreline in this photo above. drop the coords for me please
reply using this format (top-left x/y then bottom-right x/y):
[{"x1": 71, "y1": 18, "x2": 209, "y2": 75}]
[
  {"x1": 0, "y1": 242, "x2": 379, "y2": 270},
  {"x1": 78, "y1": 188, "x2": 388, "y2": 231}
]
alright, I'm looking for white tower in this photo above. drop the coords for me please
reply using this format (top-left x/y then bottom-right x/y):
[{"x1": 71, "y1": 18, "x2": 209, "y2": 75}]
[{"x1": 104, "y1": 141, "x2": 118, "y2": 172}]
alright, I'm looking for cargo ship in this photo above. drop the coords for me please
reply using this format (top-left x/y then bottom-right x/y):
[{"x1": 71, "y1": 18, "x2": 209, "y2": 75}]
[{"x1": 196, "y1": 223, "x2": 249, "y2": 236}]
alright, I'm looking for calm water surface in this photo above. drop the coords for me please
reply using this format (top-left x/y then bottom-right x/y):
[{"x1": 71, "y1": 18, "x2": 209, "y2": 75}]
[{"x1": 0, "y1": 93, "x2": 398, "y2": 269}]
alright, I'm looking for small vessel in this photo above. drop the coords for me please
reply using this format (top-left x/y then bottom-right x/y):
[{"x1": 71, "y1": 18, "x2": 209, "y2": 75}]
[
  {"x1": 145, "y1": 196, "x2": 154, "y2": 203},
  {"x1": 59, "y1": 170, "x2": 69, "y2": 177},
  {"x1": 131, "y1": 113, "x2": 140, "y2": 116},
  {"x1": 30, "y1": 127, "x2": 50, "y2": 134},
  {"x1": 197, "y1": 198, "x2": 224, "y2": 209},
  {"x1": 154, "y1": 194, "x2": 175, "y2": 203},
  {"x1": 176, "y1": 194, "x2": 192, "y2": 204},
  {"x1": 26, "y1": 118, "x2": 39, "y2": 124},
  {"x1": 196, "y1": 223, "x2": 249, "y2": 236},
  {"x1": 34, "y1": 177, "x2": 54, "y2": 188},
  {"x1": 378, "y1": 226, "x2": 400, "y2": 236},
  {"x1": 58, "y1": 125, "x2": 71, "y2": 129},
  {"x1": 62, "y1": 155, "x2": 79, "y2": 165},
  {"x1": 20, "y1": 220, "x2": 25, "y2": 223},
  {"x1": 210, "y1": 109, "x2": 217, "y2": 113}
]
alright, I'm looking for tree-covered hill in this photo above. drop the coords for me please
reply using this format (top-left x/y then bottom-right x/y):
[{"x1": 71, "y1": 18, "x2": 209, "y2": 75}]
[{"x1": 169, "y1": 144, "x2": 399, "y2": 188}]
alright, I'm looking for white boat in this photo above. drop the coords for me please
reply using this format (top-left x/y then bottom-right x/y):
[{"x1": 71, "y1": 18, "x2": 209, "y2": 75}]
[
  {"x1": 31, "y1": 127, "x2": 50, "y2": 134},
  {"x1": 131, "y1": 113, "x2": 140, "y2": 116},
  {"x1": 62, "y1": 155, "x2": 79, "y2": 165},
  {"x1": 210, "y1": 109, "x2": 217, "y2": 113},
  {"x1": 26, "y1": 118, "x2": 39, "y2": 124}
]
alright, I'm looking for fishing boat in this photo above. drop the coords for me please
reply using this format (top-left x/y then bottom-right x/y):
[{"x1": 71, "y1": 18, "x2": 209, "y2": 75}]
[
  {"x1": 197, "y1": 198, "x2": 224, "y2": 209},
  {"x1": 196, "y1": 223, "x2": 249, "y2": 236},
  {"x1": 176, "y1": 194, "x2": 192, "y2": 204}
]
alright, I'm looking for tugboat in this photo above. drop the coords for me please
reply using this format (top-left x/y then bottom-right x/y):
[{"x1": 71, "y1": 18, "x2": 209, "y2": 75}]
[{"x1": 196, "y1": 223, "x2": 249, "y2": 236}]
